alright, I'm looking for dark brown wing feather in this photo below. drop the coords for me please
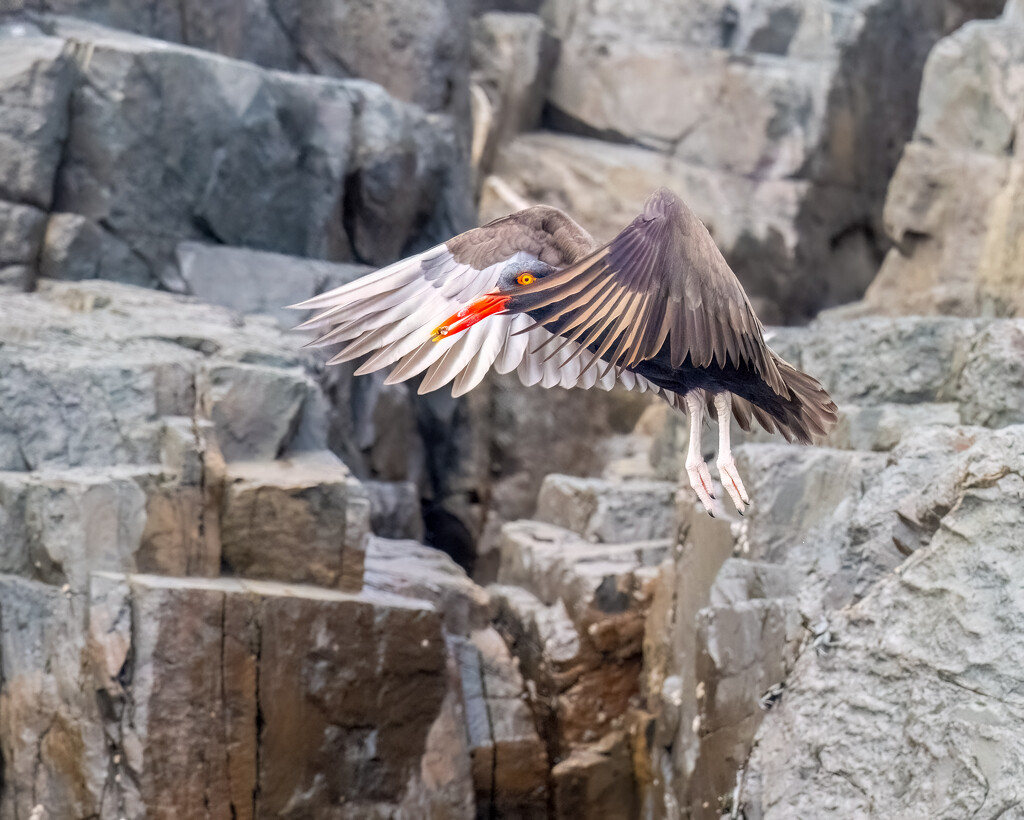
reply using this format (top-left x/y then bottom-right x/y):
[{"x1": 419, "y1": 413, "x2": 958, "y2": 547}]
[
  {"x1": 446, "y1": 205, "x2": 598, "y2": 270},
  {"x1": 509, "y1": 188, "x2": 786, "y2": 395}
]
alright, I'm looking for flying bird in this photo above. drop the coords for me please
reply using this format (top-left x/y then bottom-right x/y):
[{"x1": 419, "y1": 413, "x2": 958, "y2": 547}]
[{"x1": 293, "y1": 188, "x2": 837, "y2": 515}]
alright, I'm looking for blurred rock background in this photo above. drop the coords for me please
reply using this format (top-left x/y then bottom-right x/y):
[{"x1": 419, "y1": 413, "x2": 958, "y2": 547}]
[{"x1": 0, "y1": 0, "x2": 1022, "y2": 819}]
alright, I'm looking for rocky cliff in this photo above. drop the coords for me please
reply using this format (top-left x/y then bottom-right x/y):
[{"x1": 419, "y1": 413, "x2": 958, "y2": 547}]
[{"x1": 2, "y1": 1, "x2": 1023, "y2": 819}]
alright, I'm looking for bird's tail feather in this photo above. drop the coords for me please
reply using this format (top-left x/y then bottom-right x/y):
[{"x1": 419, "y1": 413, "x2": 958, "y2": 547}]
[{"x1": 731, "y1": 355, "x2": 838, "y2": 445}]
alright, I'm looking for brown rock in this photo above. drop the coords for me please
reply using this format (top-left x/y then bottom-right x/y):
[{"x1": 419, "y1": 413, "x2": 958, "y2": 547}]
[
  {"x1": 95, "y1": 573, "x2": 450, "y2": 819},
  {"x1": 552, "y1": 731, "x2": 637, "y2": 820},
  {"x1": 363, "y1": 536, "x2": 489, "y2": 636},
  {"x1": 458, "y1": 627, "x2": 548, "y2": 817},
  {"x1": 220, "y1": 452, "x2": 370, "y2": 591}
]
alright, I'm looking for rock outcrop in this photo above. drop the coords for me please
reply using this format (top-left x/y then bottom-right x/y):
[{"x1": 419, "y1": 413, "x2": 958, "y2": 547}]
[
  {"x1": 478, "y1": 0, "x2": 1006, "y2": 323},
  {"x1": 633, "y1": 314, "x2": 1024, "y2": 818},
  {"x1": 858, "y1": 3, "x2": 1024, "y2": 317}
]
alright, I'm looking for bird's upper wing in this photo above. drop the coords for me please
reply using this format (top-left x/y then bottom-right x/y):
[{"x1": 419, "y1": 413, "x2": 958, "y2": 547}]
[
  {"x1": 508, "y1": 188, "x2": 786, "y2": 395},
  {"x1": 292, "y1": 206, "x2": 678, "y2": 403}
]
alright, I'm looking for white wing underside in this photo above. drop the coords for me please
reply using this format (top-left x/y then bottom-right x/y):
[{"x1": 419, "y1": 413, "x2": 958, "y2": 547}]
[{"x1": 294, "y1": 245, "x2": 681, "y2": 406}]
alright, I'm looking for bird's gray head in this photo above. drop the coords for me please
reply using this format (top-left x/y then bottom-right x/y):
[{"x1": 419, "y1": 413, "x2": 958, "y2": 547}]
[
  {"x1": 495, "y1": 257, "x2": 556, "y2": 294},
  {"x1": 429, "y1": 257, "x2": 556, "y2": 343}
]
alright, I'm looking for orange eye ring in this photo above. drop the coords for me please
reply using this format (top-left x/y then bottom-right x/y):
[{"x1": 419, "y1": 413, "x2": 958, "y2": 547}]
[{"x1": 516, "y1": 272, "x2": 536, "y2": 286}]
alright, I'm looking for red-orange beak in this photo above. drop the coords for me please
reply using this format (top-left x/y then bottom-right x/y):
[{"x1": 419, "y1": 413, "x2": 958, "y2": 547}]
[{"x1": 431, "y1": 293, "x2": 510, "y2": 342}]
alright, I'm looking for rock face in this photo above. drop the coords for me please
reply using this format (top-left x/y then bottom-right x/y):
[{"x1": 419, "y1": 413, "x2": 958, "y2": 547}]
[
  {"x1": 479, "y1": 0, "x2": 1006, "y2": 323},
  {"x1": 0, "y1": 16, "x2": 472, "y2": 292},
  {"x1": 0, "y1": 572, "x2": 454, "y2": 820},
  {"x1": 12, "y1": 0, "x2": 471, "y2": 115},
  {"x1": 745, "y1": 429, "x2": 1024, "y2": 818},
  {"x1": 635, "y1": 313, "x2": 1024, "y2": 819},
  {"x1": 859, "y1": 5, "x2": 1024, "y2": 317}
]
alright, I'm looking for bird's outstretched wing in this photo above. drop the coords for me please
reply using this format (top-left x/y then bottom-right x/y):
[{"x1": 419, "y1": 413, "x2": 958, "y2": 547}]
[
  {"x1": 292, "y1": 206, "x2": 678, "y2": 403},
  {"x1": 508, "y1": 188, "x2": 786, "y2": 395}
]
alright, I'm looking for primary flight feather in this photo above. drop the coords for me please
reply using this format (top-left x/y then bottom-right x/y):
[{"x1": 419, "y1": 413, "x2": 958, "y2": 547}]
[{"x1": 292, "y1": 188, "x2": 838, "y2": 515}]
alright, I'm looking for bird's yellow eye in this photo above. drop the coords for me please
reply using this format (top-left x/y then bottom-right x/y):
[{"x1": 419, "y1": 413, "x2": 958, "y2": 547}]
[{"x1": 516, "y1": 272, "x2": 535, "y2": 286}]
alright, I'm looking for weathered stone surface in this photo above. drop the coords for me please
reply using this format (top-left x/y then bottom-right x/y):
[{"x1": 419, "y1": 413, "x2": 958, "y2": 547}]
[
  {"x1": 92, "y1": 573, "x2": 449, "y2": 820},
  {"x1": 690, "y1": 595, "x2": 801, "y2": 812},
  {"x1": 0, "y1": 280, "x2": 324, "y2": 472},
  {"x1": 176, "y1": 242, "x2": 371, "y2": 327},
  {"x1": 470, "y1": 12, "x2": 556, "y2": 173},
  {"x1": 15, "y1": 0, "x2": 471, "y2": 116},
  {"x1": 552, "y1": 731, "x2": 637, "y2": 820},
  {"x1": 0, "y1": 201, "x2": 46, "y2": 269},
  {"x1": 743, "y1": 431, "x2": 1024, "y2": 818},
  {"x1": 6, "y1": 17, "x2": 470, "y2": 288},
  {"x1": 457, "y1": 627, "x2": 548, "y2": 817},
  {"x1": 472, "y1": 369, "x2": 655, "y2": 574},
  {"x1": 860, "y1": 8, "x2": 1024, "y2": 317},
  {"x1": 362, "y1": 479, "x2": 425, "y2": 541},
  {"x1": 270, "y1": 0, "x2": 472, "y2": 115},
  {"x1": 0, "y1": 575, "x2": 108, "y2": 820},
  {"x1": 498, "y1": 519, "x2": 669, "y2": 652},
  {"x1": 534, "y1": 474, "x2": 677, "y2": 543},
  {"x1": 38, "y1": 211, "x2": 104, "y2": 281},
  {"x1": 0, "y1": 29, "x2": 74, "y2": 209},
  {"x1": 480, "y1": 132, "x2": 813, "y2": 323},
  {"x1": 220, "y1": 452, "x2": 370, "y2": 591},
  {"x1": 482, "y1": 0, "x2": 1005, "y2": 322},
  {"x1": 363, "y1": 535, "x2": 490, "y2": 636}
]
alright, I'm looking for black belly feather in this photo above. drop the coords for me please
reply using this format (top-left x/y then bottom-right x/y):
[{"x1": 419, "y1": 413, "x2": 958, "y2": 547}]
[{"x1": 628, "y1": 342, "x2": 785, "y2": 417}]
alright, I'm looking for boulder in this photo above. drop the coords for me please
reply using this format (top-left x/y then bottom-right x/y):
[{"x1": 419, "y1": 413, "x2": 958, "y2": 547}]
[
  {"x1": 15, "y1": 0, "x2": 471, "y2": 116},
  {"x1": 363, "y1": 535, "x2": 490, "y2": 636},
  {"x1": 470, "y1": 12, "x2": 556, "y2": 173},
  {"x1": 220, "y1": 452, "x2": 371, "y2": 591},
  {"x1": 0, "y1": 17, "x2": 470, "y2": 290},
  {"x1": 859, "y1": 8, "x2": 1024, "y2": 317},
  {"x1": 534, "y1": 474, "x2": 677, "y2": 544},
  {"x1": 0, "y1": 30, "x2": 74, "y2": 210},
  {"x1": 743, "y1": 430, "x2": 1024, "y2": 817},
  {"x1": 481, "y1": 0, "x2": 1006, "y2": 322},
  {"x1": 175, "y1": 242, "x2": 372, "y2": 327},
  {"x1": 456, "y1": 627, "x2": 548, "y2": 817}
]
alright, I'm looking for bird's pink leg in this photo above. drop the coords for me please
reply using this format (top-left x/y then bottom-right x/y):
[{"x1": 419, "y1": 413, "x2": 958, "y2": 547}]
[
  {"x1": 714, "y1": 392, "x2": 750, "y2": 512},
  {"x1": 684, "y1": 391, "x2": 717, "y2": 515}
]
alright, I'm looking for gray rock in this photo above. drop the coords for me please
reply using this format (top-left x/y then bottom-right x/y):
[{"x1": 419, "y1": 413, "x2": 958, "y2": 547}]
[
  {"x1": 486, "y1": 0, "x2": 1004, "y2": 322},
  {"x1": 470, "y1": 12, "x2": 556, "y2": 173},
  {"x1": 456, "y1": 627, "x2": 548, "y2": 816},
  {"x1": 363, "y1": 535, "x2": 490, "y2": 636},
  {"x1": 859, "y1": 10, "x2": 1024, "y2": 317},
  {"x1": 0, "y1": 32, "x2": 74, "y2": 209},
  {"x1": 497, "y1": 519, "x2": 669, "y2": 647},
  {"x1": 826, "y1": 402, "x2": 962, "y2": 451},
  {"x1": 534, "y1": 474, "x2": 677, "y2": 543},
  {"x1": 0, "y1": 280, "x2": 332, "y2": 474},
  {"x1": 18, "y1": 0, "x2": 472, "y2": 117},
  {"x1": 954, "y1": 320, "x2": 1024, "y2": 427},
  {"x1": 269, "y1": 0, "x2": 472, "y2": 115},
  {"x1": 744, "y1": 435, "x2": 1024, "y2": 818},
  {"x1": 690, "y1": 597, "x2": 802, "y2": 811},
  {"x1": 19, "y1": 17, "x2": 470, "y2": 288},
  {"x1": 97, "y1": 572, "x2": 450, "y2": 820},
  {"x1": 38, "y1": 212, "x2": 104, "y2": 281},
  {"x1": 175, "y1": 242, "x2": 372, "y2": 327},
  {"x1": 0, "y1": 200, "x2": 46, "y2": 266},
  {"x1": 362, "y1": 479, "x2": 425, "y2": 541},
  {"x1": 768, "y1": 317, "x2": 1024, "y2": 425},
  {"x1": 0, "y1": 575, "x2": 108, "y2": 820}
]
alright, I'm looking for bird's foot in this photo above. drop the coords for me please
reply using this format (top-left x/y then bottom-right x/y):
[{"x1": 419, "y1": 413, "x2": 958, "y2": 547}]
[
  {"x1": 717, "y1": 454, "x2": 750, "y2": 514},
  {"x1": 685, "y1": 456, "x2": 717, "y2": 517}
]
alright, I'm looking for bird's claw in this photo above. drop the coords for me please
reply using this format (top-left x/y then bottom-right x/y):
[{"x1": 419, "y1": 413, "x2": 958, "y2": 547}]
[
  {"x1": 686, "y1": 458, "x2": 718, "y2": 516},
  {"x1": 717, "y1": 455, "x2": 750, "y2": 513}
]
